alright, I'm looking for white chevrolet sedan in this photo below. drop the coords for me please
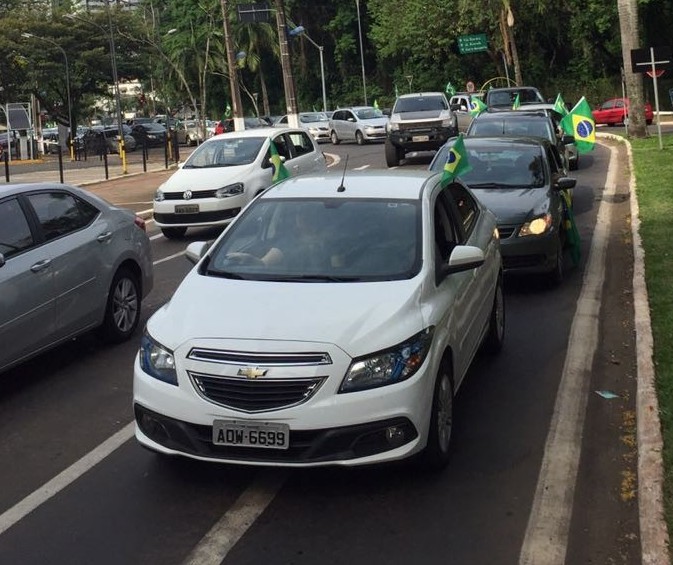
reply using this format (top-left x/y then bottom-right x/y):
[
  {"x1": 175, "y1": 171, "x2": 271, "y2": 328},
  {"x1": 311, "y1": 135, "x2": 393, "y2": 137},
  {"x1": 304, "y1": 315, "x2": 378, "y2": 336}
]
[
  {"x1": 134, "y1": 170, "x2": 504, "y2": 469},
  {"x1": 153, "y1": 127, "x2": 327, "y2": 239}
]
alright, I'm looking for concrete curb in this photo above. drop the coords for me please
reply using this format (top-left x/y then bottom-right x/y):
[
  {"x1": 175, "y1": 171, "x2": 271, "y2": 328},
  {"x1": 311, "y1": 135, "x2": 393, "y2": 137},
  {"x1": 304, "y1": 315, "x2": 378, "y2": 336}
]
[{"x1": 596, "y1": 132, "x2": 670, "y2": 564}]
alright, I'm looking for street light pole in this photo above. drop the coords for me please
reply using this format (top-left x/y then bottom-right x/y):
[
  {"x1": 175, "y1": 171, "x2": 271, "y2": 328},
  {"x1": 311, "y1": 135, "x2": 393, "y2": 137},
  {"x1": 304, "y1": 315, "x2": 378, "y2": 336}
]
[
  {"x1": 355, "y1": 0, "x2": 367, "y2": 105},
  {"x1": 292, "y1": 28, "x2": 327, "y2": 113},
  {"x1": 274, "y1": 0, "x2": 299, "y2": 127},
  {"x1": 22, "y1": 32, "x2": 74, "y2": 161}
]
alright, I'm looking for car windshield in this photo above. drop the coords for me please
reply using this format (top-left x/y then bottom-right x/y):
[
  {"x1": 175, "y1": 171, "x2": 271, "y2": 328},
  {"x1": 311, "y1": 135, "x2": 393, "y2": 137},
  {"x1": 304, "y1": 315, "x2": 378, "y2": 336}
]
[
  {"x1": 300, "y1": 112, "x2": 328, "y2": 123},
  {"x1": 394, "y1": 96, "x2": 448, "y2": 113},
  {"x1": 205, "y1": 198, "x2": 421, "y2": 282},
  {"x1": 354, "y1": 108, "x2": 384, "y2": 119},
  {"x1": 432, "y1": 145, "x2": 546, "y2": 188},
  {"x1": 183, "y1": 137, "x2": 264, "y2": 168}
]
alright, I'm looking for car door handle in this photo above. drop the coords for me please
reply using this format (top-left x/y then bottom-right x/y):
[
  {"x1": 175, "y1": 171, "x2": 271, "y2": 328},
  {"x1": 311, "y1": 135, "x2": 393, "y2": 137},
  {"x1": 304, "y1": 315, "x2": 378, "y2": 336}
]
[
  {"x1": 97, "y1": 231, "x2": 113, "y2": 243},
  {"x1": 30, "y1": 259, "x2": 52, "y2": 272}
]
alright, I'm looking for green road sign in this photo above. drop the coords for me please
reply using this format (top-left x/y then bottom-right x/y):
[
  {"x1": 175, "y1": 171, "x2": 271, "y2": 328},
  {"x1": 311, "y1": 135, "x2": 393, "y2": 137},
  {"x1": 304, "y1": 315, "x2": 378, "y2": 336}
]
[{"x1": 458, "y1": 34, "x2": 488, "y2": 55}]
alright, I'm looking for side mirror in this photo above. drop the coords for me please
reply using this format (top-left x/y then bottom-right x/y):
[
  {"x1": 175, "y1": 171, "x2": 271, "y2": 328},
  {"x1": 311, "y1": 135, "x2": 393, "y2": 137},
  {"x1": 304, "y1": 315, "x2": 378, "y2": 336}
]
[
  {"x1": 450, "y1": 104, "x2": 462, "y2": 112},
  {"x1": 347, "y1": 117, "x2": 356, "y2": 122},
  {"x1": 0, "y1": 252, "x2": 6, "y2": 268},
  {"x1": 437, "y1": 245, "x2": 485, "y2": 283},
  {"x1": 555, "y1": 177, "x2": 576, "y2": 190},
  {"x1": 562, "y1": 134, "x2": 575, "y2": 145},
  {"x1": 185, "y1": 241, "x2": 210, "y2": 265}
]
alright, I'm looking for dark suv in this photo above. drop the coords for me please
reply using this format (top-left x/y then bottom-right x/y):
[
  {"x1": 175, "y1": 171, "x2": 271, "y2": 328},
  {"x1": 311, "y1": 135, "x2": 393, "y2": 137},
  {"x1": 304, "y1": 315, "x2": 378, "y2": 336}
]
[{"x1": 385, "y1": 92, "x2": 458, "y2": 167}]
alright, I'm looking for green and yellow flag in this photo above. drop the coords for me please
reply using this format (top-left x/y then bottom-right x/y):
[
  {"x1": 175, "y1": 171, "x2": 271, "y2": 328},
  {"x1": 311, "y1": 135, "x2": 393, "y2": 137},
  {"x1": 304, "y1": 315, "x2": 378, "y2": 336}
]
[
  {"x1": 560, "y1": 96, "x2": 595, "y2": 153},
  {"x1": 512, "y1": 93, "x2": 521, "y2": 110},
  {"x1": 373, "y1": 99, "x2": 380, "y2": 110},
  {"x1": 224, "y1": 102, "x2": 232, "y2": 119},
  {"x1": 269, "y1": 139, "x2": 290, "y2": 182},
  {"x1": 553, "y1": 93, "x2": 569, "y2": 116},
  {"x1": 561, "y1": 189, "x2": 581, "y2": 265},
  {"x1": 441, "y1": 134, "x2": 472, "y2": 187},
  {"x1": 469, "y1": 96, "x2": 487, "y2": 117},
  {"x1": 445, "y1": 81, "x2": 456, "y2": 96}
]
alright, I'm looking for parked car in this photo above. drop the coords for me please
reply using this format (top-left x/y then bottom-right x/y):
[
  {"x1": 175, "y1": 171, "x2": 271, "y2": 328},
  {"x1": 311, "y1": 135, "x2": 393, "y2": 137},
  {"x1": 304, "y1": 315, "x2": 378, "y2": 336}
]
[
  {"x1": 152, "y1": 127, "x2": 328, "y2": 239},
  {"x1": 131, "y1": 122, "x2": 168, "y2": 148},
  {"x1": 134, "y1": 170, "x2": 504, "y2": 468},
  {"x1": 485, "y1": 87, "x2": 545, "y2": 109},
  {"x1": 328, "y1": 106, "x2": 389, "y2": 145},
  {"x1": 592, "y1": 97, "x2": 654, "y2": 126},
  {"x1": 175, "y1": 120, "x2": 204, "y2": 146},
  {"x1": 466, "y1": 110, "x2": 573, "y2": 173},
  {"x1": 276, "y1": 112, "x2": 331, "y2": 143},
  {"x1": 430, "y1": 136, "x2": 576, "y2": 284},
  {"x1": 214, "y1": 117, "x2": 270, "y2": 134},
  {"x1": 82, "y1": 125, "x2": 137, "y2": 155},
  {"x1": 385, "y1": 92, "x2": 458, "y2": 167},
  {"x1": 0, "y1": 182, "x2": 154, "y2": 374}
]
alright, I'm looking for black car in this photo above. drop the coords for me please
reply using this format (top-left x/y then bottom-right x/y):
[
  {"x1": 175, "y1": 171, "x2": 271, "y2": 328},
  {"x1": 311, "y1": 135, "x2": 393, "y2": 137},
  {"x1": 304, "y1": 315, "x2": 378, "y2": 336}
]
[
  {"x1": 466, "y1": 110, "x2": 573, "y2": 173},
  {"x1": 131, "y1": 122, "x2": 168, "y2": 147},
  {"x1": 429, "y1": 136, "x2": 576, "y2": 284},
  {"x1": 485, "y1": 86, "x2": 545, "y2": 109},
  {"x1": 81, "y1": 125, "x2": 137, "y2": 155}
]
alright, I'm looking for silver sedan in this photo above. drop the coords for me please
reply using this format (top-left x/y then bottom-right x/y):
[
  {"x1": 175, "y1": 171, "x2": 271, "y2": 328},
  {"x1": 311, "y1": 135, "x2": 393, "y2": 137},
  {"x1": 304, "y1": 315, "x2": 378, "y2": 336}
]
[{"x1": 0, "y1": 182, "x2": 154, "y2": 374}]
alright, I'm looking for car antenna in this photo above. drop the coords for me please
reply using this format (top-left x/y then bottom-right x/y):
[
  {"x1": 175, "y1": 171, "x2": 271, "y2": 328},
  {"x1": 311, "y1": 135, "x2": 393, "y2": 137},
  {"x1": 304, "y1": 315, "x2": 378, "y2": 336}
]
[{"x1": 337, "y1": 155, "x2": 349, "y2": 192}]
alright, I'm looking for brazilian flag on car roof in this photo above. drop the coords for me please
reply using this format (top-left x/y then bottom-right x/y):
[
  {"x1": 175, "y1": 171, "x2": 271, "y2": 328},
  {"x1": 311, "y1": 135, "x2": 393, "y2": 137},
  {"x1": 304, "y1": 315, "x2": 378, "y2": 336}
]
[{"x1": 560, "y1": 96, "x2": 595, "y2": 154}]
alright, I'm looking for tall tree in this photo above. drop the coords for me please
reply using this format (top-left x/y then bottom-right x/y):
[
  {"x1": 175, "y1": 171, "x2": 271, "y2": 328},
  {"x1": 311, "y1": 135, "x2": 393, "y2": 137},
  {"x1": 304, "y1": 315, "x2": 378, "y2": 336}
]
[{"x1": 617, "y1": 0, "x2": 647, "y2": 137}]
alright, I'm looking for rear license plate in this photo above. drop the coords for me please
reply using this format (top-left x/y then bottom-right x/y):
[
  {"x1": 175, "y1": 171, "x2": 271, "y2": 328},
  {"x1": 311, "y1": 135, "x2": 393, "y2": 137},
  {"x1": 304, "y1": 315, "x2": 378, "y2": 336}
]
[
  {"x1": 412, "y1": 135, "x2": 429, "y2": 142},
  {"x1": 175, "y1": 204, "x2": 199, "y2": 214},
  {"x1": 212, "y1": 420, "x2": 290, "y2": 450}
]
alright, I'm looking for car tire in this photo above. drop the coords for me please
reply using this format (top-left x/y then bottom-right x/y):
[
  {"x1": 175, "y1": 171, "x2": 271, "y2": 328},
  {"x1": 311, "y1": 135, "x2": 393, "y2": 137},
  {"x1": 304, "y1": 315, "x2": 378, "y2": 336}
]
[
  {"x1": 420, "y1": 359, "x2": 455, "y2": 470},
  {"x1": 330, "y1": 131, "x2": 340, "y2": 145},
  {"x1": 483, "y1": 275, "x2": 505, "y2": 354},
  {"x1": 355, "y1": 131, "x2": 365, "y2": 145},
  {"x1": 161, "y1": 227, "x2": 187, "y2": 239},
  {"x1": 97, "y1": 267, "x2": 141, "y2": 343},
  {"x1": 385, "y1": 139, "x2": 401, "y2": 167},
  {"x1": 646, "y1": 119, "x2": 653, "y2": 126}
]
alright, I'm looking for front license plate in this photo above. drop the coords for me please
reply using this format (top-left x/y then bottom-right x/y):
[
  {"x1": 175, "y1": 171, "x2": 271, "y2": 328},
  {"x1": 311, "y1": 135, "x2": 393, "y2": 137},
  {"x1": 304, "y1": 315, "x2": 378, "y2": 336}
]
[
  {"x1": 175, "y1": 204, "x2": 199, "y2": 214},
  {"x1": 412, "y1": 135, "x2": 429, "y2": 142},
  {"x1": 212, "y1": 420, "x2": 290, "y2": 450}
]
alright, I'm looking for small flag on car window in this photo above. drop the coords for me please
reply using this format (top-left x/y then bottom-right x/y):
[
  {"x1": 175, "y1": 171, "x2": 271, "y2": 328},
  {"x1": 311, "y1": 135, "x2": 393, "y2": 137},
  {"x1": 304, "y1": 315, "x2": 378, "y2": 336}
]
[
  {"x1": 441, "y1": 134, "x2": 472, "y2": 187},
  {"x1": 269, "y1": 139, "x2": 290, "y2": 182}
]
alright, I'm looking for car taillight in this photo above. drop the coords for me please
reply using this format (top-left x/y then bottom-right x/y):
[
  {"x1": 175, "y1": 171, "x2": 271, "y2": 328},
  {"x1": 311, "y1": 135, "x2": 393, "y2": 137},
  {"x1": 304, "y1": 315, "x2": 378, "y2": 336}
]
[{"x1": 134, "y1": 216, "x2": 147, "y2": 232}]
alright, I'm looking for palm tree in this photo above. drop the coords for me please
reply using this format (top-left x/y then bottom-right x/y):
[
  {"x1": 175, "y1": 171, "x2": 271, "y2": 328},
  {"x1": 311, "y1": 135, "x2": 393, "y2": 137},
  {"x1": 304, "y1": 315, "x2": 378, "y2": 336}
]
[{"x1": 617, "y1": 0, "x2": 647, "y2": 137}]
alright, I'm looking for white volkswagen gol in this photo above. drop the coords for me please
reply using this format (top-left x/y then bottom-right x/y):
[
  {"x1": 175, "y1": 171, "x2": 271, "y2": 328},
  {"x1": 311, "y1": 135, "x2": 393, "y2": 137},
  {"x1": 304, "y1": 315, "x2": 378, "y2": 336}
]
[
  {"x1": 134, "y1": 170, "x2": 504, "y2": 469},
  {"x1": 153, "y1": 127, "x2": 327, "y2": 239}
]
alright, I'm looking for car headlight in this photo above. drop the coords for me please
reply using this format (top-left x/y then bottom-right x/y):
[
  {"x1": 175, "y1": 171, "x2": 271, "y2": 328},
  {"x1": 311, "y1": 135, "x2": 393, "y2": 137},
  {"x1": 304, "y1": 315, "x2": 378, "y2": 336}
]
[
  {"x1": 139, "y1": 331, "x2": 178, "y2": 385},
  {"x1": 440, "y1": 111, "x2": 456, "y2": 128},
  {"x1": 519, "y1": 213, "x2": 552, "y2": 236},
  {"x1": 215, "y1": 183, "x2": 244, "y2": 198},
  {"x1": 387, "y1": 121, "x2": 400, "y2": 132},
  {"x1": 339, "y1": 327, "x2": 435, "y2": 393},
  {"x1": 154, "y1": 188, "x2": 165, "y2": 202}
]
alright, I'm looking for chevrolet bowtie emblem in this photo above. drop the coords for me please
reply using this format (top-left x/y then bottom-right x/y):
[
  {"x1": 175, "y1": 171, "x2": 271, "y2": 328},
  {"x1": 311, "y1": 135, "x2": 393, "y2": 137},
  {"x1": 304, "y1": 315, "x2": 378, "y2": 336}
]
[{"x1": 238, "y1": 367, "x2": 267, "y2": 379}]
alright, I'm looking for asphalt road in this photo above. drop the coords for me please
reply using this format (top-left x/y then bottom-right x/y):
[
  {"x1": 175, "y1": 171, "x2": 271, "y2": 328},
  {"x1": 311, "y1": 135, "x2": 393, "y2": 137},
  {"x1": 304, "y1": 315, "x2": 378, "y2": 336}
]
[{"x1": 0, "y1": 140, "x2": 644, "y2": 564}]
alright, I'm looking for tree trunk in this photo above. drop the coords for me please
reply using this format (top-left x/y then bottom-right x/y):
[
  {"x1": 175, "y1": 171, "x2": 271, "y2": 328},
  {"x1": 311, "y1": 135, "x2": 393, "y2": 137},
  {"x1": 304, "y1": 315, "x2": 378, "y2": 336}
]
[{"x1": 617, "y1": 0, "x2": 647, "y2": 138}]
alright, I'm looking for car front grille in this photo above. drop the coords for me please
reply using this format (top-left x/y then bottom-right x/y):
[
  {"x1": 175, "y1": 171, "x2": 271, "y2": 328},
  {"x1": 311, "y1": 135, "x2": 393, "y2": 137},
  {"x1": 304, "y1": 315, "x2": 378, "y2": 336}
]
[
  {"x1": 163, "y1": 189, "x2": 218, "y2": 200},
  {"x1": 188, "y1": 348, "x2": 332, "y2": 366},
  {"x1": 189, "y1": 373, "x2": 327, "y2": 412},
  {"x1": 398, "y1": 120, "x2": 444, "y2": 132},
  {"x1": 153, "y1": 208, "x2": 241, "y2": 224}
]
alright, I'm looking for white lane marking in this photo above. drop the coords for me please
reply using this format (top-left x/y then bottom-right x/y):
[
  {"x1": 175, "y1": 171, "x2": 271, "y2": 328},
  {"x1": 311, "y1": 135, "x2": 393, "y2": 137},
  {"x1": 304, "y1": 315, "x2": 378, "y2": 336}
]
[
  {"x1": 353, "y1": 164, "x2": 370, "y2": 170},
  {"x1": 154, "y1": 250, "x2": 186, "y2": 265},
  {"x1": 519, "y1": 144, "x2": 618, "y2": 564},
  {"x1": 0, "y1": 423, "x2": 134, "y2": 536},
  {"x1": 182, "y1": 471, "x2": 288, "y2": 565}
]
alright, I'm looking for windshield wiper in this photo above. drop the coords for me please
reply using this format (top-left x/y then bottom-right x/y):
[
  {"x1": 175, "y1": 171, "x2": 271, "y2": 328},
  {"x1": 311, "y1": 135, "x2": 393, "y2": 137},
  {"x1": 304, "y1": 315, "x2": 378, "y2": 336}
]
[
  {"x1": 469, "y1": 182, "x2": 531, "y2": 188},
  {"x1": 268, "y1": 274, "x2": 363, "y2": 282},
  {"x1": 205, "y1": 269, "x2": 246, "y2": 279}
]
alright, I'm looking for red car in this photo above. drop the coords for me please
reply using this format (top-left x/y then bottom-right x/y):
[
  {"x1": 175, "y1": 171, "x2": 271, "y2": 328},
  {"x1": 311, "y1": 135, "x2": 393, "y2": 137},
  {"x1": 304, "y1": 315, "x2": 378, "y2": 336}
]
[{"x1": 592, "y1": 97, "x2": 653, "y2": 126}]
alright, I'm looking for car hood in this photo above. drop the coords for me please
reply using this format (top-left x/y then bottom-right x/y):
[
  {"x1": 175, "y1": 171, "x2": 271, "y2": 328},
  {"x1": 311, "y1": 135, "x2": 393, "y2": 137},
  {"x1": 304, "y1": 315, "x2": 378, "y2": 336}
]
[
  {"x1": 359, "y1": 117, "x2": 389, "y2": 127},
  {"x1": 147, "y1": 272, "x2": 425, "y2": 358},
  {"x1": 471, "y1": 187, "x2": 553, "y2": 224},
  {"x1": 160, "y1": 164, "x2": 255, "y2": 193}
]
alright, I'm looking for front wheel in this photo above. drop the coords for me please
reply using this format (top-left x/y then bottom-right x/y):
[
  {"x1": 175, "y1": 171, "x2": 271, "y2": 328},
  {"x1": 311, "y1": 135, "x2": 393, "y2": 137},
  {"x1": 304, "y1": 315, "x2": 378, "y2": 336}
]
[
  {"x1": 385, "y1": 139, "x2": 401, "y2": 167},
  {"x1": 420, "y1": 360, "x2": 454, "y2": 470},
  {"x1": 355, "y1": 131, "x2": 365, "y2": 145},
  {"x1": 97, "y1": 268, "x2": 141, "y2": 343},
  {"x1": 330, "y1": 131, "x2": 340, "y2": 145},
  {"x1": 483, "y1": 276, "x2": 505, "y2": 354},
  {"x1": 547, "y1": 233, "x2": 565, "y2": 286}
]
